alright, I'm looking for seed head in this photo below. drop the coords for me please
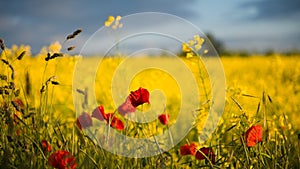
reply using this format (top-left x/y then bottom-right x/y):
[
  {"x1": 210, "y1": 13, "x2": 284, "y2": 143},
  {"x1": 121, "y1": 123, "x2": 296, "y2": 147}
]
[
  {"x1": 67, "y1": 46, "x2": 75, "y2": 51},
  {"x1": 17, "y1": 51, "x2": 26, "y2": 60}
]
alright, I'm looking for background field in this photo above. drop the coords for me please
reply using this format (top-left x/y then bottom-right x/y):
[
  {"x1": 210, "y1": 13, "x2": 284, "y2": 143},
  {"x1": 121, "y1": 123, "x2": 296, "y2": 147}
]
[{"x1": 1, "y1": 45, "x2": 299, "y2": 168}]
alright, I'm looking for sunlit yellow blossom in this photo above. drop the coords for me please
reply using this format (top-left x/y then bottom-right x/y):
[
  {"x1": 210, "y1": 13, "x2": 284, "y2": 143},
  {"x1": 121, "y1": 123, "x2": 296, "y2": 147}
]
[
  {"x1": 104, "y1": 16, "x2": 115, "y2": 27},
  {"x1": 182, "y1": 43, "x2": 192, "y2": 53},
  {"x1": 279, "y1": 115, "x2": 285, "y2": 128},
  {"x1": 287, "y1": 123, "x2": 292, "y2": 130},
  {"x1": 186, "y1": 52, "x2": 193, "y2": 58},
  {"x1": 204, "y1": 49, "x2": 208, "y2": 54},
  {"x1": 116, "y1": 15, "x2": 121, "y2": 21},
  {"x1": 188, "y1": 40, "x2": 195, "y2": 46},
  {"x1": 194, "y1": 34, "x2": 200, "y2": 42},
  {"x1": 48, "y1": 41, "x2": 61, "y2": 53},
  {"x1": 195, "y1": 43, "x2": 202, "y2": 51}
]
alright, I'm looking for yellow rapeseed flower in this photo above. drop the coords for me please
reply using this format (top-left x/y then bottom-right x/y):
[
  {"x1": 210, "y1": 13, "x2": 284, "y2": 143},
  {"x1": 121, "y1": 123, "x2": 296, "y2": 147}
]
[
  {"x1": 48, "y1": 41, "x2": 61, "y2": 53},
  {"x1": 195, "y1": 43, "x2": 202, "y2": 51},
  {"x1": 104, "y1": 16, "x2": 115, "y2": 27},
  {"x1": 116, "y1": 15, "x2": 121, "y2": 21},
  {"x1": 182, "y1": 43, "x2": 192, "y2": 53},
  {"x1": 186, "y1": 52, "x2": 193, "y2": 58}
]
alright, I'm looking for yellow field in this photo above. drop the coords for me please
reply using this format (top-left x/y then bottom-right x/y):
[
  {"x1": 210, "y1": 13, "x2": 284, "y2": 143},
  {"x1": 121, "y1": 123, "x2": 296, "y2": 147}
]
[
  {"x1": 5, "y1": 50, "x2": 299, "y2": 129},
  {"x1": 1, "y1": 44, "x2": 299, "y2": 167}
]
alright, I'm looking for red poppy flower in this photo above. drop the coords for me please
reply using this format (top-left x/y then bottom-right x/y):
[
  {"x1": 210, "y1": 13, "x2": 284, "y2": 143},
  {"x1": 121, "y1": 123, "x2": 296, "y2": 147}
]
[
  {"x1": 195, "y1": 147, "x2": 216, "y2": 164},
  {"x1": 48, "y1": 150, "x2": 76, "y2": 169},
  {"x1": 41, "y1": 140, "x2": 51, "y2": 152},
  {"x1": 118, "y1": 97, "x2": 136, "y2": 116},
  {"x1": 245, "y1": 124, "x2": 263, "y2": 147},
  {"x1": 106, "y1": 113, "x2": 124, "y2": 130},
  {"x1": 92, "y1": 105, "x2": 107, "y2": 121},
  {"x1": 92, "y1": 106, "x2": 124, "y2": 130},
  {"x1": 128, "y1": 87, "x2": 150, "y2": 107},
  {"x1": 180, "y1": 142, "x2": 198, "y2": 156},
  {"x1": 76, "y1": 112, "x2": 92, "y2": 130},
  {"x1": 158, "y1": 114, "x2": 170, "y2": 125}
]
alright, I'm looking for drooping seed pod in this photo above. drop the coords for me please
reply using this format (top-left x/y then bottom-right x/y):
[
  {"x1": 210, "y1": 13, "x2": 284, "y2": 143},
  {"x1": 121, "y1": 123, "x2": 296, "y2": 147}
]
[
  {"x1": 40, "y1": 85, "x2": 45, "y2": 93},
  {"x1": 66, "y1": 34, "x2": 75, "y2": 40},
  {"x1": 0, "y1": 74, "x2": 7, "y2": 80},
  {"x1": 1, "y1": 59, "x2": 9, "y2": 65},
  {"x1": 50, "y1": 53, "x2": 63, "y2": 59},
  {"x1": 73, "y1": 29, "x2": 82, "y2": 36},
  {"x1": 8, "y1": 82, "x2": 15, "y2": 90},
  {"x1": 17, "y1": 51, "x2": 26, "y2": 60},
  {"x1": 51, "y1": 81, "x2": 59, "y2": 85},
  {"x1": 45, "y1": 53, "x2": 51, "y2": 61},
  {"x1": 67, "y1": 46, "x2": 75, "y2": 51}
]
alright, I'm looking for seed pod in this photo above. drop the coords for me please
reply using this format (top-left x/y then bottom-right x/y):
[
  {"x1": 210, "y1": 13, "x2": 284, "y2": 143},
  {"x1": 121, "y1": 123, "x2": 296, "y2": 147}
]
[
  {"x1": 0, "y1": 74, "x2": 7, "y2": 80},
  {"x1": 51, "y1": 81, "x2": 59, "y2": 85},
  {"x1": 14, "y1": 89, "x2": 20, "y2": 97},
  {"x1": 40, "y1": 85, "x2": 45, "y2": 93},
  {"x1": 17, "y1": 51, "x2": 26, "y2": 60},
  {"x1": 67, "y1": 46, "x2": 75, "y2": 51},
  {"x1": 73, "y1": 29, "x2": 82, "y2": 36},
  {"x1": 1, "y1": 59, "x2": 9, "y2": 65},
  {"x1": 66, "y1": 34, "x2": 75, "y2": 40},
  {"x1": 9, "y1": 82, "x2": 15, "y2": 90},
  {"x1": 45, "y1": 53, "x2": 51, "y2": 61},
  {"x1": 4, "y1": 89, "x2": 9, "y2": 95},
  {"x1": 50, "y1": 53, "x2": 63, "y2": 59}
]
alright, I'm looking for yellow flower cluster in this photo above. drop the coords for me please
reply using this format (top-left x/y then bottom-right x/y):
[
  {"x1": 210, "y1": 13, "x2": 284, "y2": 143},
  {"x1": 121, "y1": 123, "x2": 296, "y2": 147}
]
[
  {"x1": 104, "y1": 15, "x2": 123, "y2": 29},
  {"x1": 181, "y1": 35, "x2": 206, "y2": 58}
]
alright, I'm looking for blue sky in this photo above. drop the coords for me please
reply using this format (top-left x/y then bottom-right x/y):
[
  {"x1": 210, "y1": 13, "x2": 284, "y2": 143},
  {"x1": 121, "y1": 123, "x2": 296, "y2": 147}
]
[{"x1": 0, "y1": 0, "x2": 300, "y2": 54}]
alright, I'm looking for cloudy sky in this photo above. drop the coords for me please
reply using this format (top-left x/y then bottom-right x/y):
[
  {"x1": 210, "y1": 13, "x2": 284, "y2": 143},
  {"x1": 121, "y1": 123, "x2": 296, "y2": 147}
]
[{"x1": 1, "y1": 0, "x2": 300, "y2": 54}]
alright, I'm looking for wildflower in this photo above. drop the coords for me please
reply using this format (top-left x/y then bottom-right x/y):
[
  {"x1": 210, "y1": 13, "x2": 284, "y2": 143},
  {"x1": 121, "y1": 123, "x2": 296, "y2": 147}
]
[
  {"x1": 182, "y1": 43, "x2": 192, "y2": 53},
  {"x1": 195, "y1": 147, "x2": 216, "y2": 164},
  {"x1": 128, "y1": 87, "x2": 150, "y2": 108},
  {"x1": 118, "y1": 97, "x2": 136, "y2": 116},
  {"x1": 104, "y1": 16, "x2": 115, "y2": 27},
  {"x1": 106, "y1": 113, "x2": 124, "y2": 131},
  {"x1": 48, "y1": 41, "x2": 62, "y2": 53},
  {"x1": 76, "y1": 112, "x2": 93, "y2": 130},
  {"x1": 244, "y1": 124, "x2": 263, "y2": 147},
  {"x1": 92, "y1": 105, "x2": 124, "y2": 130},
  {"x1": 48, "y1": 150, "x2": 76, "y2": 169},
  {"x1": 92, "y1": 105, "x2": 107, "y2": 121},
  {"x1": 186, "y1": 52, "x2": 193, "y2": 58},
  {"x1": 180, "y1": 142, "x2": 198, "y2": 156},
  {"x1": 158, "y1": 113, "x2": 170, "y2": 125},
  {"x1": 41, "y1": 140, "x2": 51, "y2": 153}
]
